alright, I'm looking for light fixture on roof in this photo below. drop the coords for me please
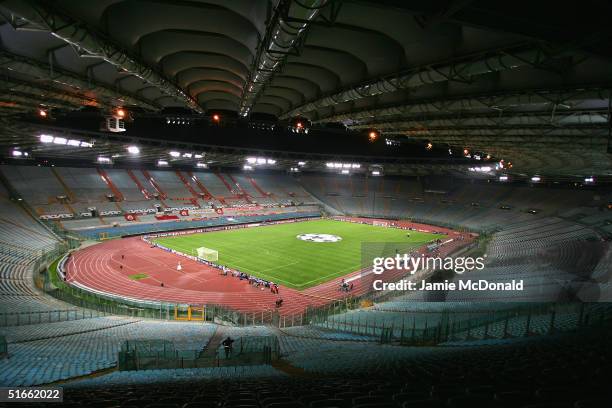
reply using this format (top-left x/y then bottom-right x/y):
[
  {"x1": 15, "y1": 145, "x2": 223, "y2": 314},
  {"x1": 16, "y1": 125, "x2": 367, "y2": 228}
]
[
  {"x1": 127, "y1": 146, "x2": 140, "y2": 155},
  {"x1": 584, "y1": 176, "x2": 595, "y2": 184},
  {"x1": 11, "y1": 150, "x2": 23, "y2": 157},
  {"x1": 157, "y1": 160, "x2": 169, "y2": 167},
  {"x1": 368, "y1": 130, "x2": 379, "y2": 142},
  {"x1": 341, "y1": 169, "x2": 350, "y2": 174},
  {"x1": 246, "y1": 157, "x2": 257, "y2": 164},
  {"x1": 169, "y1": 151, "x2": 180, "y2": 158},
  {"x1": 97, "y1": 156, "x2": 111, "y2": 164},
  {"x1": 196, "y1": 162, "x2": 207, "y2": 168},
  {"x1": 371, "y1": 170, "x2": 381, "y2": 176},
  {"x1": 40, "y1": 134, "x2": 54, "y2": 143},
  {"x1": 53, "y1": 137, "x2": 67, "y2": 145},
  {"x1": 243, "y1": 165, "x2": 253, "y2": 170},
  {"x1": 499, "y1": 175, "x2": 509, "y2": 182},
  {"x1": 531, "y1": 176, "x2": 541, "y2": 182},
  {"x1": 385, "y1": 138, "x2": 400, "y2": 147},
  {"x1": 298, "y1": 161, "x2": 306, "y2": 166},
  {"x1": 290, "y1": 117, "x2": 309, "y2": 134},
  {"x1": 468, "y1": 166, "x2": 492, "y2": 173}
]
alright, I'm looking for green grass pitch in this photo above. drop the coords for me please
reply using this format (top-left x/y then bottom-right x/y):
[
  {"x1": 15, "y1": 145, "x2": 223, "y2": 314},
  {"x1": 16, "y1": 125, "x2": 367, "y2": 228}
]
[{"x1": 152, "y1": 219, "x2": 444, "y2": 290}]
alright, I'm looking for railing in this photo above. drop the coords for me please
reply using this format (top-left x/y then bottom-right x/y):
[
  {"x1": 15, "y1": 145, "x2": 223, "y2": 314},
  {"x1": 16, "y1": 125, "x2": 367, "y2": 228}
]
[
  {"x1": 117, "y1": 336, "x2": 279, "y2": 371},
  {"x1": 0, "y1": 309, "x2": 107, "y2": 327},
  {"x1": 304, "y1": 302, "x2": 612, "y2": 345}
]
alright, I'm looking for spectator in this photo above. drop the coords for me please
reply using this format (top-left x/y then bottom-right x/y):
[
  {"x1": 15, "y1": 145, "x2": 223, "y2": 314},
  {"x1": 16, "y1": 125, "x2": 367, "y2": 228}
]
[{"x1": 221, "y1": 336, "x2": 234, "y2": 359}]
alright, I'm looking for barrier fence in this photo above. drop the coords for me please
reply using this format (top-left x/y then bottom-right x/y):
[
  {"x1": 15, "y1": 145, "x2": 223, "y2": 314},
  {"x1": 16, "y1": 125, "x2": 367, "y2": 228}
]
[
  {"x1": 0, "y1": 309, "x2": 107, "y2": 327},
  {"x1": 311, "y1": 302, "x2": 612, "y2": 345},
  {"x1": 118, "y1": 336, "x2": 279, "y2": 371}
]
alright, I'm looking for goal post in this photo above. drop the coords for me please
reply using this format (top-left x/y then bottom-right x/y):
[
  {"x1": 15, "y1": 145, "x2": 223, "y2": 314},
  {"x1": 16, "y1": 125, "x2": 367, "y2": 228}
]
[{"x1": 196, "y1": 247, "x2": 218, "y2": 262}]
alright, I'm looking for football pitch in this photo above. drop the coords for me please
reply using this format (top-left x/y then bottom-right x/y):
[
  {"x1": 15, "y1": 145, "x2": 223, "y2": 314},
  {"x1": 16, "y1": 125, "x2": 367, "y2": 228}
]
[{"x1": 152, "y1": 219, "x2": 444, "y2": 290}]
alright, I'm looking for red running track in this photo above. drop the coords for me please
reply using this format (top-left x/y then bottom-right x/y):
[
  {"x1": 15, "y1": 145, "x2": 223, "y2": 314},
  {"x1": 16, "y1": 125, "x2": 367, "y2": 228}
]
[{"x1": 65, "y1": 223, "x2": 473, "y2": 316}]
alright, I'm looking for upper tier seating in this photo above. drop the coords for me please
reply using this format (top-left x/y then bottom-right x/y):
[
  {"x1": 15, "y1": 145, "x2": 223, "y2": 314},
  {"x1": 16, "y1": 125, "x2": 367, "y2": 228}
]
[{"x1": 300, "y1": 174, "x2": 602, "y2": 231}]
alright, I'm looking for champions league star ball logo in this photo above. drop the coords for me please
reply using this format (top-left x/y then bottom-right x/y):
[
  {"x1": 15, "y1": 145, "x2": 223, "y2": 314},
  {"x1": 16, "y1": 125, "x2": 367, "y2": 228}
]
[{"x1": 296, "y1": 233, "x2": 342, "y2": 243}]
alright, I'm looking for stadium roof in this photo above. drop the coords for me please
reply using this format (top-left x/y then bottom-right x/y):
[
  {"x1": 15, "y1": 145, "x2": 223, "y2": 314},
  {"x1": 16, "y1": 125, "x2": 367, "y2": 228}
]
[{"x1": 0, "y1": 0, "x2": 611, "y2": 176}]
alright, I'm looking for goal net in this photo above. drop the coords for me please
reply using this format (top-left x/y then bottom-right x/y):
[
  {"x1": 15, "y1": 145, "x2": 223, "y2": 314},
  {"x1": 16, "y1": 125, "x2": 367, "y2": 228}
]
[{"x1": 196, "y1": 247, "x2": 218, "y2": 262}]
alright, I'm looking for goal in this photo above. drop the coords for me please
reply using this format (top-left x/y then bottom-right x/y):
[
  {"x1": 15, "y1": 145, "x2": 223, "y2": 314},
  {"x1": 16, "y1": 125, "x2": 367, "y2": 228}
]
[{"x1": 196, "y1": 247, "x2": 219, "y2": 262}]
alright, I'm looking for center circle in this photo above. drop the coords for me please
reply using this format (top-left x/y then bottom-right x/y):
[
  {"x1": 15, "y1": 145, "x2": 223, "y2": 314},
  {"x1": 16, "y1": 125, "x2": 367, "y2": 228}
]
[{"x1": 296, "y1": 233, "x2": 342, "y2": 243}]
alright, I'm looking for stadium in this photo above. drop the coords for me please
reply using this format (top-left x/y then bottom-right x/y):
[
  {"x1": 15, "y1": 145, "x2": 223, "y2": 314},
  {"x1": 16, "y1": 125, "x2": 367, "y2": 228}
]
[{"x1": 0, "y1": 0, "x2": 611, "y2": 406}]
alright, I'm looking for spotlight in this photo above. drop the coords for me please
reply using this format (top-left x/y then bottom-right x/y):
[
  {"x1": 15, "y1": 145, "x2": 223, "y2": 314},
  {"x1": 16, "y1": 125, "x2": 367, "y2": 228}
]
[
  {"x1": 127, "y1": 146, "x2": 139, "y2": 155},
  {"x1": 212, "y1": 114, "x2": 220, "y2": 122},
  {"x1": 426, "y1": 142, "x2": 433, "y2": 150},
  {"x1": 115, "y1": 108, "x2": 126, "y2": 118},
  {"x1": 38, "y1": 109, "x2": 48, "y2": 118},
  {"x1": 291, "y1": 118, "x2": 309, "y2": 134},
  {"x1": 463, "y1": 148, "x2": 470, "y2": 156},
  {"x1": 368, "y1": 130, "x2": 379, "y2": 142}
]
